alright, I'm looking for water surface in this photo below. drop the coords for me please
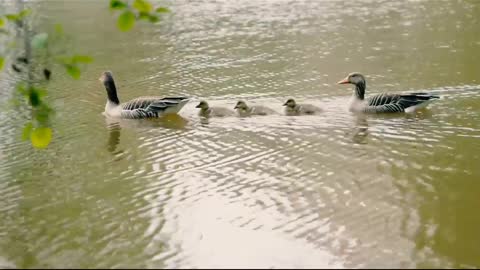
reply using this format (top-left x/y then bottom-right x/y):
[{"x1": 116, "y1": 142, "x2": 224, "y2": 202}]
[{"x1": 1, "y1": 0, "x2": 480, "y2": 268}]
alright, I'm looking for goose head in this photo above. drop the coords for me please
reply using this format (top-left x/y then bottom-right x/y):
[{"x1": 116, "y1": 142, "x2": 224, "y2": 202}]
[
  {"x1": 99, "y1": 71, "x2": 114, "y2": 85},
  {"x1": 234, "y1": 100, "x2": 249, "y2": 111},
  {"x1": 196, "y1": 100, "x2": 209, "y2": 110},
  {"x1": 338, "y1": 72, "x2": 366, "y2": 99},
  {"x1": 99, "y1": 71, "x2": 120, "y2": 104},
  {"x1": 283, "y1": 98, "x2": 297, "y2": 108},
  {"x1": 337, "y1": 72, "x2": 366, "y2": 86}
]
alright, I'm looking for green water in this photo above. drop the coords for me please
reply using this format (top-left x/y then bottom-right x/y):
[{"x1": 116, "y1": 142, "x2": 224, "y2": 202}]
[{"x1": 1, "y1": 0, "x2": 480, "y2": 268}]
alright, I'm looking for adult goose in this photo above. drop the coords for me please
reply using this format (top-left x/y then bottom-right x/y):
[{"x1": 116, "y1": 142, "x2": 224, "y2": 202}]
[
  {"x1": 99, "y1": 71, "x2": 189, "y2": 119},
  {"x1": 283, "y1": 98, "x2": 322, "y2": 116},
  {"x1": 338, "y1": 72, "x2": 439, "y2": 113}
]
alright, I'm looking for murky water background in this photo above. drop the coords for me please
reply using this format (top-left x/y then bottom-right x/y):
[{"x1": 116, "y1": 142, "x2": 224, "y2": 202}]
[{"x1": 1, "y1": 0, "x2": 480, "y2": 268}]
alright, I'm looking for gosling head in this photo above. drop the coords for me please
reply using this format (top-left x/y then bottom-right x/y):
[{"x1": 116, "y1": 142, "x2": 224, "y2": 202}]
[
  {"x1": 337, "y1": 72, "x2": 366, "y2": 86},
  {"x1": 234, "y1": 100, "x2": 248, "y2": 110},
  {"x1": 283, "y1": 98, "x2": 297, "y2": 108},
  {"x1": 196, "y1": 100, "x2": 209, "y2": 110}
]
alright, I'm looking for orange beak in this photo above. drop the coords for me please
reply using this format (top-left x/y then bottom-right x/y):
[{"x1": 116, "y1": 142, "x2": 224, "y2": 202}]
[{"x1": 337, "y1": 77, "x2": 350, "y2": 84}]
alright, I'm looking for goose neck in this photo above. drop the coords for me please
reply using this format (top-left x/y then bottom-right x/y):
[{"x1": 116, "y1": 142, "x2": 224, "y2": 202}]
[{"x1": 104, "y1": 80, "x2": 120, "y2": 105}]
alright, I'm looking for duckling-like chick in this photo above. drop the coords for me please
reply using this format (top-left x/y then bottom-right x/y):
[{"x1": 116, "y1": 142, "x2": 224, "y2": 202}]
[
  {"x1": 283, "y1": 98, "x2": 322, "y2": 115},
  {"x1": 234, "y1": 100, "x2": 276, "y2": 117},
  {"x1": 196, "y1": 100, "x2": 235, "y2": 118}
]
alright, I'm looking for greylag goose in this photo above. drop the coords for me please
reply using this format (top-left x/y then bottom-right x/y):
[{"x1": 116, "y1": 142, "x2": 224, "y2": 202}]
[
  {"x1": 234, "y1": 100, "x2": 276, "y2": 116},
  {"x1": 99, "y1": 71, "x2": 189, "y2": 119},
  {"x1": 338, "y1": 72, "x2": 439, "y2": 113},
  {"x1": 283, "y1": 98, "x2": 322, "y2": 115},
  {"x1": 196, "y1": 100, "x2": 235, "y2": 117}
]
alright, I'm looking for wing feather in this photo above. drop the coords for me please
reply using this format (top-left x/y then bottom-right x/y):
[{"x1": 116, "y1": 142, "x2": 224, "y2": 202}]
[
  {"x1": 364, "y1": 92, "x2": 438, "y2": 113},
  {"x1": 120, "y1": 96, "x2": 188, "y2": 119}
]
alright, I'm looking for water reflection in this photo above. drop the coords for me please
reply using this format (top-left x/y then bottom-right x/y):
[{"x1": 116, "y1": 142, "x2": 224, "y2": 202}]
[
  {"x1": 106, "y1": 122, "x2": 122, "y2": 154},
  {"x1": 350, "y1": 115, "x2": 369, "y2": 144},
  {"x1": 198, "y1": 114, "x2": 212, "y2": 126},
  {"x1": 104, "y1": 113, "x2": 189, "y2": 155},
  {"x1": 156, "y1": 114, "x2": 189, "y2": 130}
]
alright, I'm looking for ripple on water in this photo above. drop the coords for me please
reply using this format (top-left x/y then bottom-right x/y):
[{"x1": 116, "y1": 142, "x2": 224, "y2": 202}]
[{"x1": 1, "y1": 0, "x2": 480, "y2": 267}]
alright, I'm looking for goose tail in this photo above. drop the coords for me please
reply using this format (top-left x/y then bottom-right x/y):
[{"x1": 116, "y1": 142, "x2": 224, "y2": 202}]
[
  {"x1": 162, "y1": 97, "x2": 190, "y2": 114},
  {"x1": 407, "y1": 92, "x2": 440, "y2": 100},
  {"x1": 402, "y1": 92, "x2": 440, "y2": 113}
]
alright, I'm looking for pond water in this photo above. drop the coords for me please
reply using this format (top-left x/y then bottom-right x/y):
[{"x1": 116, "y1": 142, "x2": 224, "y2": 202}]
[{"x1": 1, "y1": 0, "x2": 480, "y2": 268}]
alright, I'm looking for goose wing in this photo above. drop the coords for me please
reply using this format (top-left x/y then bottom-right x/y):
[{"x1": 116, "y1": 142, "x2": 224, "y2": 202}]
[
  {"x1": 364, "y1": 93, "x2": 439, "y2": 113},
  {"x1": 120, "y1": 96, "x2": 188, "y2": 119}
]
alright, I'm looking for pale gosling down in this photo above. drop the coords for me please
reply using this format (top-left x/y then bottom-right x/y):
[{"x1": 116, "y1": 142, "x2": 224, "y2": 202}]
[
  {"x1": 234, "y1": 100, "x2": 276, "y2": 117},
  {"x1": 283, "y1": 98, "x2": 322, "y2": 116},
  {"x1": 196, "y1": 100, "x2": 235, "y2": 118}
]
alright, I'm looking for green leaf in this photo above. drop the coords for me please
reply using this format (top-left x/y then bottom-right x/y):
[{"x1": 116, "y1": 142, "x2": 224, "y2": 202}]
[
  {"x1": 18, "y1": 9, "x2": 31, "y2": 18},
  {"x1": 34, "y1": 104, "x2": 53, "y2": 125},
  {"x1": 31, "y1": 103, "x2": 53, "y2": 124},
  {"x1": 138, "y1": 12, "x2": 150, "y2": 21},
  {"x1": 31, "y1": 33, "x2": 48, "y2": 49},
  {"x1": 71, "y1": 55, "x2": 93, "y2": 63},
  {"x1": 110, "y1": 0, "x2": 127, "y2": 10},
  {"x1": 66, "y1": 64, "x2": 81, "y2": 79},
  {"x1": 0, "y1": 18, "x2": 5, "y2": 28},
  {"x1": 5, "y1": 14, "x2": 19, "y2": 21},
  {"x1": 55, "y1": 23, "x2": 64, "y2": 35},
  {"x1": 30, "y1": 127, "x2": 52, "y2": 149},
  {"x1": 117, "y1": 10, "x2": 135, "y2": 31},
  {"x1": 133, "y1": 0, "x2": 153, "y2": 13},
  {"x1": 36, "y1": 88, "x2": 48, "y2": 98},
  {"x1": 138, "y1": 12, "x2": 159, "y2": 23},
  {"x1": 16, "y1": 84, "x2": 27, "y2": 95},
  {"x1": 0, "y1": 56, "x2": 4, "y2": 70},
  {"x1": 22, "y1": 123, "x2": 33, "y2": 141},
  {"x1": 155, "y1": 7, "x2": 170, "y2": 13},
  {"x1": 28, "y1": 88, "x2": 41, "y2": 107},
  {"x1": 148, "y1": 14, "x2": 159, "y2": 23}
]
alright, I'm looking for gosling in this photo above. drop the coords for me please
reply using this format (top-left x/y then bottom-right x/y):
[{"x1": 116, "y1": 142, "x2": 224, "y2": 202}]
[
  {"x1": 234, "y1": 100, "x2": 276, "y2": 117},
  {"x1": 283, "y1": 98, "x2": 322, "y2": 116},
  {"x1": 196, "y1": 100, "x2": 235, "y2": 118}
]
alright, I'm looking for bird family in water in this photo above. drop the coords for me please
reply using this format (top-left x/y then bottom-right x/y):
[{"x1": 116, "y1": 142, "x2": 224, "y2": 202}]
[{"x1": 99, "y1": 71, "x2": 439, "y2": 119}]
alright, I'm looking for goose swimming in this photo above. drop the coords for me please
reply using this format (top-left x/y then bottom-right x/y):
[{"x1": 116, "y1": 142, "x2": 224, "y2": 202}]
[
  {"x1": 234, "y1": 100, "x2": 276, "y2": 117},
  {"x1": 283, "y1": 98, "x2": 322, "y2": 115},
  {"x1": 99, "y1": 71, "x2": 189, "y2": 119},
  {"x1": 196, "y1": 100, "x2": 235, "y2": 118},
  {"x1": 337, "y1": 72, "x2": 439, "y2": 113}
]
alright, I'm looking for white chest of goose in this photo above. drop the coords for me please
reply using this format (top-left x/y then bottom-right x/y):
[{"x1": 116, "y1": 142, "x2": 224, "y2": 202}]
[{"x1": 99, "y1": 71, "x2": 189, "y2": 119}]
